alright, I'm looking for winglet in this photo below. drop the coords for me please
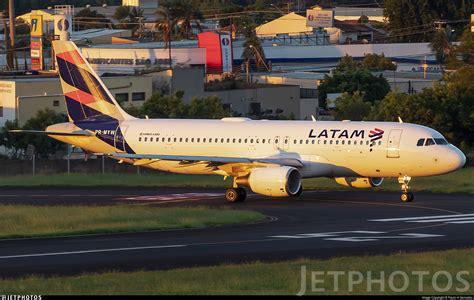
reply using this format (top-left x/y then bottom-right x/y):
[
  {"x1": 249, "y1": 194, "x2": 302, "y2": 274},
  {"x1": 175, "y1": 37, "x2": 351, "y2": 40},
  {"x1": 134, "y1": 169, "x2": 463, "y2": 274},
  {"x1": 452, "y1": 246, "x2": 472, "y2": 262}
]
[
  {"x1": 311, "y1": 115, "x2": 317, "y2": 122},
  {"x1": 398, "y1": 116, "x2": 404, "y2": 123}
]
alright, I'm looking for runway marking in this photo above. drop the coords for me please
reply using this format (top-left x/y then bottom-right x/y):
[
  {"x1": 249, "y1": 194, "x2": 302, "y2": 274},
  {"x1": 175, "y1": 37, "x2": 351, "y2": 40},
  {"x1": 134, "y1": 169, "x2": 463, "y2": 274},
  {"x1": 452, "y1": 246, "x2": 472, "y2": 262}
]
[
  {"x1": 269, "y1": 231, "x2": 444, "y2": 243},
  {"x1": 0, "y1": 244, "x2": 186, "y2": 260},
  {"x1": 118, "y1": 193, "x2": 222, "y2": 202},
  {"x1": 370, "y1": 213, "x2": 474, "y2": 224}
]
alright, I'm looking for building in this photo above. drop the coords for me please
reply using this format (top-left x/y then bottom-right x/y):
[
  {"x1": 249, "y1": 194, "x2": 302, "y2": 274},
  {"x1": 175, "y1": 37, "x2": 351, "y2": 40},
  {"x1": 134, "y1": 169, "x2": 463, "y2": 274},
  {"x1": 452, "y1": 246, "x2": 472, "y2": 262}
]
[{"x1": 0, "y1": 75, "x2": 153, "y2": 127}]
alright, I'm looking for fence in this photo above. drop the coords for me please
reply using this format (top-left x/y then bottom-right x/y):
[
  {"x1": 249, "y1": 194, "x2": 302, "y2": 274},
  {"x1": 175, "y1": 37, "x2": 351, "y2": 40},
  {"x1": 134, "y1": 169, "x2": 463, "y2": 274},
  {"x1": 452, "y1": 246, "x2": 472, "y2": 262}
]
[{"x1": 0, "y1": 157, "x2": 157, "y2": 176}]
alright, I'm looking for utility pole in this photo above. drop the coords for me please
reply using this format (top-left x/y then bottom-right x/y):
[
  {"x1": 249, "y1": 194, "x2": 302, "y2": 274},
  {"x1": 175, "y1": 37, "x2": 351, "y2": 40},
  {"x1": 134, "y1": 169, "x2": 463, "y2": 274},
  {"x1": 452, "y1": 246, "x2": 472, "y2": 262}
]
[{"x1": 8, "y1": 0, "x2": 16, "y2": 70}]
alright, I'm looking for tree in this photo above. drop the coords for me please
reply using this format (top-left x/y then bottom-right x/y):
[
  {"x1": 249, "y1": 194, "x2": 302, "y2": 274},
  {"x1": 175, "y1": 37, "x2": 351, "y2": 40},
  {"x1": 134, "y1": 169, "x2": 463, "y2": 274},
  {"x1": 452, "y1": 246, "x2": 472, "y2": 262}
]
[
  {"x1": 362, "y1": 53, "x2": 396, "y2": 71},
  {"x1": 318, "y1": 61, "x2": 391, "y2": 105},
  {"x1": 75, "y1": 8, "x2": 112, "y2": 30},
  {"x1": 113, "y1": 5, "x2": 130, "y2": 28},
  {"x1": 163, "y1": 0, "x2": 203, "y2": 39},
  {"x1": 368, "y1": 68, "x2": 474, "y2": 151},
  {"x1": 187, "y1": 96, "x2": 231, "y2": 119},
  {"x1": 130, "y1": 92, "x2": 187, "y2": 119},
  {"x1": 124, "y1": 91, "x2": 231, "y2": 119},
  {"x1": 155, "y1": 6, "x2": 175, "y2": 69},
  {"x1": 384, "y1": 0, "x2": 471, "y2": 42},
  {"x1": 22, "y1": 109, "x2": 68, "y2": 158},
  {"x1": 448, "y1": 29, "x2": 474, "y2": 69},
  {"x1": 430, "y1": 30, "x2": 453, "y2": 71},
  {"x1": 332, "y1": 92, "x2": 372, "y2": 121},
  {"x1": 0, "y1": 109, "x2": 67, "y2": 159},
  {"x1": 0, "y1": 120, "x2": 28, "y2": 159},
  {"x1": 241, "y1": 21, "x2": 266, "y2": 70}
]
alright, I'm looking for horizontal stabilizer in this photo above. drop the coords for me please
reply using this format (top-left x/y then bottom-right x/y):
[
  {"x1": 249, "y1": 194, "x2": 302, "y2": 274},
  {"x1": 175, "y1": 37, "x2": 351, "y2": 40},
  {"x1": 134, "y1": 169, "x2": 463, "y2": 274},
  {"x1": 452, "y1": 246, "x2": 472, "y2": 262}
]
[{"x1": 9, "y1": 130, "x2": 92, "y2": 137}]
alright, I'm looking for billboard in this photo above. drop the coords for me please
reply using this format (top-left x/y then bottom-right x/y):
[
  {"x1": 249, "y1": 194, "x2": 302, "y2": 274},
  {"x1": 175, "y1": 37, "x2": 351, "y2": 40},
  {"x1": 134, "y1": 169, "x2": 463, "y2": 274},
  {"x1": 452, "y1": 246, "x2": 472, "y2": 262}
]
[
  {"x1": 306, "y1": 9, "x2": 334, "y2": 28},
  {"x1": 30, "y1": 36, "x2": 43, "y2": 71},
  {"x1": 30, "y1": 15, "x2": 43, "y2": 37},
  {"x1": 220, "y1": 33, "x2": 233, "y2": 73},
  {"x1": 54, "y1": 14, "x2": 72, "y2": 41},
  {"x1": 198, "y1": 32, "x2": 234, "y2": 74}
]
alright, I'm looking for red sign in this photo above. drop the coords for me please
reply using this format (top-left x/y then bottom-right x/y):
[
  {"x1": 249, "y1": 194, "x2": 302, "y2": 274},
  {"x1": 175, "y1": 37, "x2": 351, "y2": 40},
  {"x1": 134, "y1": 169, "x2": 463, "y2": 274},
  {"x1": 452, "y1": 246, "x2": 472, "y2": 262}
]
[{"x1": 198, "y1": 32, "x2": 234, "y2": 74}]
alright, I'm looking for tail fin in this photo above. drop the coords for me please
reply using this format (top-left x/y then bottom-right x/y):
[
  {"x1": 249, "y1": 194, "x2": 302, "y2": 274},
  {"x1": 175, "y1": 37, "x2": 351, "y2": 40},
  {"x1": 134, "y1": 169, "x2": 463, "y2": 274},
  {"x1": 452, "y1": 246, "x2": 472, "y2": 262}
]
[{"x1": 52, "y1": 41, "x2": 134, "y2": 122}]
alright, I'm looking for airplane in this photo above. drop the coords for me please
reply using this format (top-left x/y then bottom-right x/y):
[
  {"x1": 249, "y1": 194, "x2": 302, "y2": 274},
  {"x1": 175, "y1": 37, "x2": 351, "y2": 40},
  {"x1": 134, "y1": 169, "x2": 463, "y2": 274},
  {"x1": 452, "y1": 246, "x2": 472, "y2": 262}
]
[{"x1": 12, "y1": 41, "x2": 467, "y2": 203}]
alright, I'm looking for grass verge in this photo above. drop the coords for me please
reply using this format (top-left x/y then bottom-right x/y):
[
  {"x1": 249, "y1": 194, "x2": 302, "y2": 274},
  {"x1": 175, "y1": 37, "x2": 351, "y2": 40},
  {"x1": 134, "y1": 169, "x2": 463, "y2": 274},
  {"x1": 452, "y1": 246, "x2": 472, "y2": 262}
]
[
  {"x1": 0, "y1": 168, "x2": 472, "y2": 194},
  {"x1": 1, "y1": 248, "x2": 473, "y2": 295},
  {"x1": 0, "y1": 205, "x2": 264, "y2": 239}
]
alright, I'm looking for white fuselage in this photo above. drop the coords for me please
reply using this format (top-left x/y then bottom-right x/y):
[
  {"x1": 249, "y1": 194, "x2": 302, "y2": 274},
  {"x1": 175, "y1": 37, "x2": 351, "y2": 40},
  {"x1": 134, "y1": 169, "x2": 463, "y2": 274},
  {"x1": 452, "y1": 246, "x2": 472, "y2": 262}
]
[{"x1": 52, "y1": 118, "x2": 466, "y2": 179}]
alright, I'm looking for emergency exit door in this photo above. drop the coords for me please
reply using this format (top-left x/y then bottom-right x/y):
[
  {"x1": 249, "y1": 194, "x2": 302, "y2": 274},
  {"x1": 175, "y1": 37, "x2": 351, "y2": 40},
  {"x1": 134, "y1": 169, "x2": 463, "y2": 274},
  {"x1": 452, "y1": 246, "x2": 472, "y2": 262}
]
[{"x1": 386, "y1": 129, "x2": 403, "y2": 158}]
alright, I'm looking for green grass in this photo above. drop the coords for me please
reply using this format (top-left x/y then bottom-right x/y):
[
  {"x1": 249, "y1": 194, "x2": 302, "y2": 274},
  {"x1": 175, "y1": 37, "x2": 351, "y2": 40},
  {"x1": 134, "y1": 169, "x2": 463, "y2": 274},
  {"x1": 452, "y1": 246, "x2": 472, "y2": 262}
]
[
  {"x1": 0, "y1": 168, "x2": 472, "y2": 194},
  {"x1": 0, "y1": 205, "x2": 264, "y2": 239},
  {"x1": 1, "y1": 248, "x2": 473, "y2": 295}
]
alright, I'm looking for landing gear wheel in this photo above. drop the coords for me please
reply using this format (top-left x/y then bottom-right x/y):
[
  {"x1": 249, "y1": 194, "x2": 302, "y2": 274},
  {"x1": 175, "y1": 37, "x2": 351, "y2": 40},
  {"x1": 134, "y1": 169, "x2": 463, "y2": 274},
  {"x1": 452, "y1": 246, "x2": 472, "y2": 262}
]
[
  {"x1": 293, "y1": 185, "x2": 303, "y2": 197},
  {"x1": 225, "y1": 188, "x2": 239, "y2": 203},
  {"x1": 236, "y1": 187, "x2": 247, "y2": 202},
  {"x1": 401, "y1": 192, "x2": 414, "y2": 203},
  {"x1": 398, "y1": 176, "x2": 414, "y2": 203}
]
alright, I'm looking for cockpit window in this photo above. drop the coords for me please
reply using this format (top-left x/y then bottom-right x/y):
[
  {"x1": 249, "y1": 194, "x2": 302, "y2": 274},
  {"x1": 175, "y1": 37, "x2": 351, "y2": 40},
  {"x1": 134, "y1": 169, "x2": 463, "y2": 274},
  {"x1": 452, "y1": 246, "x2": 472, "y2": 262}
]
[
  {"x1": 417, "y1": 138, "x2": 425, "y2": 146},
  {"x1": 425, "y1": 138, "x2": 435, "y2": 146},
  {"x1": 434, "y1": 138, "x2": 448, "y2": 145}
]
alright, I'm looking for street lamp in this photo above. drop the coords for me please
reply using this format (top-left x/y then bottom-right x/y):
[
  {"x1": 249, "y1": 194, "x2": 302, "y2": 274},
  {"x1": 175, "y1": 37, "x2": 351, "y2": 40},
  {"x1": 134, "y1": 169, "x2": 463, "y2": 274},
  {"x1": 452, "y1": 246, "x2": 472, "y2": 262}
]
[{"x1": 270, "y1": 4, "x2": 285, "y2": 15}]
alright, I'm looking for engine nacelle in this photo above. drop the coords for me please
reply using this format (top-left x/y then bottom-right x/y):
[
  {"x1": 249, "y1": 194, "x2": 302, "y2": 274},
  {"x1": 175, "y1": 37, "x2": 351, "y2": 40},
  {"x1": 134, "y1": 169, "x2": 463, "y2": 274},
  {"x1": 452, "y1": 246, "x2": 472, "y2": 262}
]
[
  {"x1": 334, "y1": 177, "x2": 384, "y2": 189},
  {"x1": 240, "y1": 166, "x2": 302, "y2": 197}
]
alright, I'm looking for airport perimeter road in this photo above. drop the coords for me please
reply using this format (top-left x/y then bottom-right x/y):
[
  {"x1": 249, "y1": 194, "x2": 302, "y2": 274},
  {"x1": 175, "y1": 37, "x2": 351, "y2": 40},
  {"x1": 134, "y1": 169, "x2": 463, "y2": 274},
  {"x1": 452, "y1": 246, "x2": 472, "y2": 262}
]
[{"x1": 0, "y1": 188, "x2": 473, "y2": 278}]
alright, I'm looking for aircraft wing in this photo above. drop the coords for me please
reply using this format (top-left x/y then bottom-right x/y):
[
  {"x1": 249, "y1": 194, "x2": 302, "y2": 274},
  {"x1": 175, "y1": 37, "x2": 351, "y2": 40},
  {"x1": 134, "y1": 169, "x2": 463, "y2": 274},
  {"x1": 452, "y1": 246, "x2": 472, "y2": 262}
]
[{"x1": 100, "y1": 153, "x2": 304, "y2": 168}]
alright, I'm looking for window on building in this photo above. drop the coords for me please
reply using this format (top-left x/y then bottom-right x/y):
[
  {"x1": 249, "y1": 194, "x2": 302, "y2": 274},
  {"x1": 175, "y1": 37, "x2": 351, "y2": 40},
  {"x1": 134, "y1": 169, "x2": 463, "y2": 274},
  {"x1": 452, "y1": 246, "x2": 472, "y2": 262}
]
[
  {"x1": 132, "y1": 92, "x2": 146, "y2": 101},
  {"x1": 53, "y1": 100, "x2": 60, "y2": 107},
  {"x1": 300, "y1": 88, "x2": 318, "y2": 99},
  {"x1": 115, "y1": 93, "x2": 129, "y2": 103},
  {"x1": 0, "y1": 106, "x2": 3, "y2": 117}
]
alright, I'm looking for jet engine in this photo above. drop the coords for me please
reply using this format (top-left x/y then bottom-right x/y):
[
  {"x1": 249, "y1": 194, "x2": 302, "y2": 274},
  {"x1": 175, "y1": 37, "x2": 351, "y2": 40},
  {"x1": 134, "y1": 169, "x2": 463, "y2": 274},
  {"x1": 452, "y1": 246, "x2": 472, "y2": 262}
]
[
  {"x1": 238, "y1": 166, "x2": 302, "y2": 197},
  {"x1": 334, "y1": 177, "x2": 384, "y2": 188}
]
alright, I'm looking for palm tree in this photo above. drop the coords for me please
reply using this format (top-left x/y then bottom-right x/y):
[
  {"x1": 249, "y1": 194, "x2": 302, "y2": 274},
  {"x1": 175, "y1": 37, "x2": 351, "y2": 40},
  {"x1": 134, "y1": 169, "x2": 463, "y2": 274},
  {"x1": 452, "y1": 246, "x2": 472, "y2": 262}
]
[
  {"x1": 155, "y1": 7, "x2": 174, "y2": 70},
  {"x1": 163, "y1": 0, "x2": 203, "y2": 39},
  {"x1": 242, "y1": 25, "x2": 267, "y2": 70}
]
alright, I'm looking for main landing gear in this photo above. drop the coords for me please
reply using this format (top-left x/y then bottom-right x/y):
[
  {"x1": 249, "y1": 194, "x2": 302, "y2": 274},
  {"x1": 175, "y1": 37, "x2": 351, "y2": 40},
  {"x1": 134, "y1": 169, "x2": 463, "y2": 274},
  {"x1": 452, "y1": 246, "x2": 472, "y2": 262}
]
[
  {"x1": 225, "y1": 187, "x2": 247, "y2": 203},
  {"x1": 398, "y1": 176, "x2": 414, "y2": 202}
]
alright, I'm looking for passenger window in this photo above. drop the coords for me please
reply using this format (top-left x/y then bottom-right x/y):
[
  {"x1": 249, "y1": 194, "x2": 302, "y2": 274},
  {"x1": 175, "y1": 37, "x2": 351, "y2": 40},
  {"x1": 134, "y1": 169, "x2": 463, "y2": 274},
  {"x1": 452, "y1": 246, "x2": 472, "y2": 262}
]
[
  {"x1": 174, "y1": 138, "x2": 176, "y2": 142},
  {"x1": 221, "y1": 138, "x2": 224, "y2": 143},
  {"x1": 191, "y1": 138, "x2": 194, "y2": 142},
  {"x1": 262, "y1": 139, "x2": 265, "y2": 144},
  {"x1": 227, "y1": 138, "x2": 230, "y2": 143},
  {"x1": 312, "y1": 140, "x2": 315, "y2": 144},
  {"x1": 335, "y1": 140, "x2": 339, "y2": 145},
  {"x1": 378, "y1": 141, "x2": 382, "y2": 145},
  {"x1": 348, "y1": 140, "x2": 351, "y2": 145},
  {"x1": 329, "y1": 140, "x2": 333, "y2": 145},
  {"x1": 341, "y1": 140, "x2": 345, "y2": 145},
  {"x1": 425, "y1": 138, "x2": 435, "y2": 146},
  {"x1": 324, "y1": 140, "x2": 327, "y2": 145},
  {"x1": 238, "y1": 139, "x2": 242, "y2": 143},
  {"x1": 417, "y1": 138, "x2": 425, "y2": 146},
  {"x1": 144, "y1": 137, "x2": 148, "y2": 142},
  {"x1": 185, "y1": 138, "x2": 188, "y2": 142},
  {"x1": 179, "y1": 138, "x2": 183, "y2": 142},
  {"x1": 366, "y1": 141, "x2": 369, "y2": 145},
  {"x1": 197, "y1": 138, "x2": 200, "y2": 143},
  {"x1": 250, "y1": 139, "x2": 254, "y2": 143},
  {"x1": 139, "y1": 137, "x2": 142, "y2": 142},
  {"x1": 245, "y1": 139, "x2": 248, "y2": 143}
]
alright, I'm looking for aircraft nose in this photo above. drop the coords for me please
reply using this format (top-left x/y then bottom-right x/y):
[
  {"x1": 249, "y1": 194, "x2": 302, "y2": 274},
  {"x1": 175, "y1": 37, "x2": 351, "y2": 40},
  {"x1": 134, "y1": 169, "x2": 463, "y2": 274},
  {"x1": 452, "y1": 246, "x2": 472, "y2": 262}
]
[{"x1": 447, "y1": 146, "x2": 466, "y2": 170}]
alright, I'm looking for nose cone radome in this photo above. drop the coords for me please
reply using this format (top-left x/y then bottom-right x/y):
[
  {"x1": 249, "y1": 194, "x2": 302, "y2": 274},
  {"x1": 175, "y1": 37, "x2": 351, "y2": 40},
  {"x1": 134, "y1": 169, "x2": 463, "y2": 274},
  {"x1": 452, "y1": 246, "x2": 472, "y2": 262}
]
[{"x1": 446, "y1": 146, "x2": 466, "y2": 172}]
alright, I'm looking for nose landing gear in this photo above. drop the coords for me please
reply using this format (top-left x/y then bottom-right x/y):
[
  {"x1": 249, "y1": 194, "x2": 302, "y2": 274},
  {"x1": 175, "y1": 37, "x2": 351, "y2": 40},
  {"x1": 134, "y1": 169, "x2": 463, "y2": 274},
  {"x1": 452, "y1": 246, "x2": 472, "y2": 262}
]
[{"x1": 398, "y1": 176, "x2": 414, "y2": 202}]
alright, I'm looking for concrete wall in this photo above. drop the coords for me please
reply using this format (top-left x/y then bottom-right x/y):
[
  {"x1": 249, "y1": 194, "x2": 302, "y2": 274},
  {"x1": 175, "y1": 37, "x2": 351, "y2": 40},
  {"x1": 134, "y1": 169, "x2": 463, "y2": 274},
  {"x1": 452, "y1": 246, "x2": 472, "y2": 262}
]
[{"x1": 203, "y1": 85, "x2": 308, "y2": 119}]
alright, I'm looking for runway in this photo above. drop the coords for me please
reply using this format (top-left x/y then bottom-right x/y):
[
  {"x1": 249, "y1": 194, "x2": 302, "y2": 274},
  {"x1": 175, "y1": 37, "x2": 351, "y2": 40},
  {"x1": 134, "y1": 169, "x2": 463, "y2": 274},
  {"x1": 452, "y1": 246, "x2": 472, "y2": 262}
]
[{"x1": 0, "y1": 188, "x2": 473, "y2": 278}]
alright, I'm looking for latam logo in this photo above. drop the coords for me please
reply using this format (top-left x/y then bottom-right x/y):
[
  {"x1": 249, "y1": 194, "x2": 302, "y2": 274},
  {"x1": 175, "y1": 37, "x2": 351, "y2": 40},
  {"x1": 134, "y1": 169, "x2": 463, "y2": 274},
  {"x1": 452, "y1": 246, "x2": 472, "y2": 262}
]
[
  {"x1": 369, "y1": 128, "x2": 385, "y2": 143},
  {"x1": 57, "y1": 18, "x2": 70, "y2": 31},
  {"x1": 221, "y1": 37, "x2": 230, "y2": 46}
]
